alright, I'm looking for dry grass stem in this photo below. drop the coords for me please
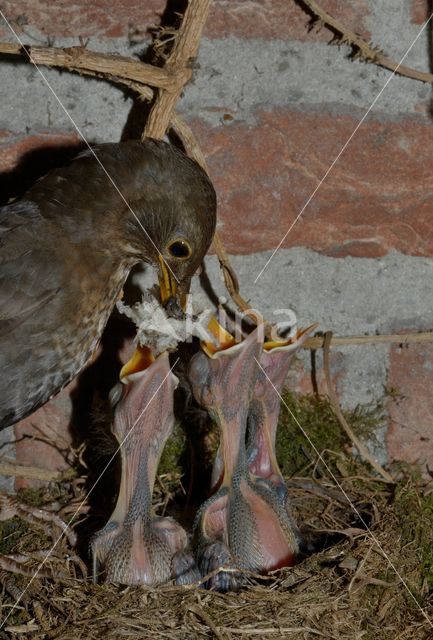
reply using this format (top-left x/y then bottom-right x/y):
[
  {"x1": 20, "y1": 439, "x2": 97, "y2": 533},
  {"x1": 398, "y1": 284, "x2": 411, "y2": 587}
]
[{"x1": 322, "y1": 332, "x2": 394, "y2": 483}]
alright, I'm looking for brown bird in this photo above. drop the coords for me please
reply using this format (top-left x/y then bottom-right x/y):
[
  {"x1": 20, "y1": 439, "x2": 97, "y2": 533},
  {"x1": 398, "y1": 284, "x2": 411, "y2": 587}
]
[{"x1": 0, "y1": 139, "x2": 216, "y2": 428}]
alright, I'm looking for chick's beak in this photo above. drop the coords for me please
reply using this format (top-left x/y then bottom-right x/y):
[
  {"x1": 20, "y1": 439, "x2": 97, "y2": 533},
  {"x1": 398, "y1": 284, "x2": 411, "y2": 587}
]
[
  {"x1": 120, "y1": 345, "x2": 155, "y2": 382},
  {"x1": 201, "y1": 315, "x2": 237, "y2": 357}
]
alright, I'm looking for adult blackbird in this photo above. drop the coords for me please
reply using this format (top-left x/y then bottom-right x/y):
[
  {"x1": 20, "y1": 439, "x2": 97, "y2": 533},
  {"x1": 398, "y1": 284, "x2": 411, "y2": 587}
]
[{"x1": 0, "y1": 139, "x2": 216, "y2": 429}]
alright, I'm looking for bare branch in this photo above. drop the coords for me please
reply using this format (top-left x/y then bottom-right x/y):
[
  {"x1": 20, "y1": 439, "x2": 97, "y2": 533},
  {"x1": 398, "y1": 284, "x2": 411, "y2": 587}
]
[
  {"x1": 304, "y1": 331, "x2": 433, "y2": 350},
  {"x1": 0, "y1": 42, "x2": 177, "y2": 89},
  {"x1": 143, "y1": 0, "x2": 212, "y2": 139},
  {"x1": 301, "y1": 0, "x2": 433, "y2": 84}
]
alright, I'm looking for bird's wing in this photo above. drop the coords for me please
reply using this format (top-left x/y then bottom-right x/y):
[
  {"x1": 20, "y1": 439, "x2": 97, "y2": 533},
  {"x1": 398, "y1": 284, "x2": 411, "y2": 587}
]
[{"x1": 0, "y1": 201, "x2": 63, "y2": 335}]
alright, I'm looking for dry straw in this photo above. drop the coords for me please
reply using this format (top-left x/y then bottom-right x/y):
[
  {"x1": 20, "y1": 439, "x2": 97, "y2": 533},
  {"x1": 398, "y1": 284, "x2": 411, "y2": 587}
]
[{"x1": 0, "y1": 3, "x2": 433, "y2": 637}]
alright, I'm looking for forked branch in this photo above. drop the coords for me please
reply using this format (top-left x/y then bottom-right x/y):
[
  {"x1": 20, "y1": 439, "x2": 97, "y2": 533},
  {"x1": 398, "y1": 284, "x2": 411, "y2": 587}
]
[{"x1": 301, "y1": 0, "x2": 433, "y2": 84}]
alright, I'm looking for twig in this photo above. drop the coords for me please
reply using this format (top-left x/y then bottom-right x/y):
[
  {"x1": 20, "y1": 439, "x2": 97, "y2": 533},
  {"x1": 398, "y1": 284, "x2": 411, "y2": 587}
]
[
  {"x1": 348, "y1": 544, "x2": 373, "y2": 592},
  {"x1": 301, "y1": 0, "x2": 433, "y2": 84},
  {"x1": 170, "y1": 112, "x2": 209, "y2": 168},
  {"x1": 143, "y1": 0, "x2": 212, "y2": 139},
  {"x1": 0, "y1": 554, "x2": 54, "y2": 579},
  {"x1": 219, "y1": 627, "x2": 332, "y2": 638},
  {"x1": 0, "y1": 42, "x2": 176, "y2": 89},
  {"x1": 188, "y1": 604, "x2": 229, "y2": 640},
  {"x1": 304, "y1": 330, "x2": 433, "y2": 350},
  {"x1": 0, "y1": 570, "x2": 28, "y2": 604},
  {"x1": 322, "y1": 331, "x2": 394, "y2": 484},
  {"x1": 285, "y1": 478, "x2": 348, "y2": 503},
  {"x1": 0, "y1": 495, "x2": 77, "y2": 546}
]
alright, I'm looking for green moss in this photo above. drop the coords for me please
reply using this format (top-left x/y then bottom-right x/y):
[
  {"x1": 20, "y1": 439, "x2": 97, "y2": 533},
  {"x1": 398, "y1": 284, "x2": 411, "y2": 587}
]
[
  {"x1": 157, "y1": 420, "x2": 186, "y2": 477},
  {"x1": 346, "y1": 401, "x2": 386, "y2": 443},
  {"x1": 16, "y1": 487, "x2": 49, "y2": 507},
  {"x1": 393, "y1": 473, "x2": 433, "y2": 591},
  {"x1": 0, "y1": 486, "x2": 72, "y2": 555},
  {"x1": 0, "y1": 516, "x2": 29, "y2": 554},
  {"x1": 275, "y1": 390, "x2": 385, "y2": 477},
  {"x1": 0, "y1": 514, "x2": 52, "y2": 555},
  {"x1": 17, "y1": 484, "x2": 71, "y2": 507}
]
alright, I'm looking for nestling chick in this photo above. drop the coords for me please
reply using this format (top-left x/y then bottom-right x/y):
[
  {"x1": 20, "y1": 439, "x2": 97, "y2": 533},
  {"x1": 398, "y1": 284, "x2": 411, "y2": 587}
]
[
  {"x1": 189, "y1": 326, "x2": 303, "y2": 591},
  {"x1": 91, "y1": 349, "x2": 199, "y2": 586}
]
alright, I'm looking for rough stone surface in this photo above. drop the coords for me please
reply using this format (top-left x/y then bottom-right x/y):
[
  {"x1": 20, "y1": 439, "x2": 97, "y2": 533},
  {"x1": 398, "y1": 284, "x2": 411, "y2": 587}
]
[
  {"x1": 0, "y1": 35, "x2": 430, "y2": 132},
  {"x1": 387, "y1": 344, "x2": 433, "y2": 473},
  {"x1": 0, "y1": 1, "x2": 432, "y2": 480}
]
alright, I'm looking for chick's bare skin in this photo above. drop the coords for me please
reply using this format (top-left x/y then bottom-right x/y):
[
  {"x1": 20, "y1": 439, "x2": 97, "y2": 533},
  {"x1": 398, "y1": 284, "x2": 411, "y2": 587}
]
[
  {"x1": 244, "y1": 331, "x2": 316, "y2": 565},
  {"x1": 188, "y1": 329, "x2": 300, "y2": 591},
  {"x1": 247, "y1": 328, "x2": 315, "y2": 487},
  {"x1": 91, "y1": 352, "x2": 198, "y2": 586}
]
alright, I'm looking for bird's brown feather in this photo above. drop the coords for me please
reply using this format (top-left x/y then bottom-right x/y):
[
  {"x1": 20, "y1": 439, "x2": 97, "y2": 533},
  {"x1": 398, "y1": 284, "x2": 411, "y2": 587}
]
[{"x1": 0, "y1": 139, "x2": 216, "y2": 428}]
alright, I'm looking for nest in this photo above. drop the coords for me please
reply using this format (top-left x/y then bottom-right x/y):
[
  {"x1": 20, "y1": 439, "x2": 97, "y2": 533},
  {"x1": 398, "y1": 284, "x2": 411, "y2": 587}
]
[{"x1": 0, "y1": 392, "x2": 432, "y2": 640}]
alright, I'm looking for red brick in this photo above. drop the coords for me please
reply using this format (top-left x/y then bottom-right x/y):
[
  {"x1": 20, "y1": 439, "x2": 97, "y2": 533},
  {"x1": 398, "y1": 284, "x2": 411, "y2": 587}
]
[
  {"x1": 387, "y1": 344, "x2": 433, "y2": 473},
  {"x1": 288, "y1": 350, "x2": 346, "y2": 397},
  {"x1": 0, "y1": 0, "x2": 370, "y2": 41},
  {"x1": 206, "y1": 0, "x2": 371, "y2": 41},
  {"x1": 11, "y1": 335, "x2": 136, "y2": 489},
  {"x1": 411, "y1": 0, "x2": 428, "y2": 25},
  {"x1": 0, "y1": 1, "x2": 164, "y2": 40},
  {"x1": 14, "y1": 382, "x2": 76, "y2": 490},
  {"x1": 0, "y1": 129, "x2": 80, "y2": 173},
  {"x1": 192, "y1": 109, "x2": 433, "y2": 258}
]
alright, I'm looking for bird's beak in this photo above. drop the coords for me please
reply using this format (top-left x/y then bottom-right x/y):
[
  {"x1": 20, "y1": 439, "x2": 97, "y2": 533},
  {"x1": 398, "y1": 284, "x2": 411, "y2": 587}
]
[
  {"x1": 120, "y1": 345, "x2": 155, "y2": 382},
  {"x1": 201, "y1": 315, "x2": 237, "y2": 357},
  {"x1": 176, "y1": 276, "x2": 192, "y2": 311},
  {"x1": 263, "y1": 323, "x2": 319, "y2": 351},
  {"x1": 158, "y1": 255, "x2": 178, "y2": 306}
]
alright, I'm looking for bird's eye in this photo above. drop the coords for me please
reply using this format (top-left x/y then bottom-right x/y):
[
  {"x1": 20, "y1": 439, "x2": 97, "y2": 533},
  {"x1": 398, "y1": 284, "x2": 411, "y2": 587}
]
[{"x1": 167, "y1": 239, "x2": 192, "y2": 259}]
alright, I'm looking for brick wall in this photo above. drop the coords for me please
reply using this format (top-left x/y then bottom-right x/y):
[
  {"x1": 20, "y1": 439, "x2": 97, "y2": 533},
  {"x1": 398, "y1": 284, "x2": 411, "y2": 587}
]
[{"x1": 1, "y1": 0, "x2": 432, "y2": 488}]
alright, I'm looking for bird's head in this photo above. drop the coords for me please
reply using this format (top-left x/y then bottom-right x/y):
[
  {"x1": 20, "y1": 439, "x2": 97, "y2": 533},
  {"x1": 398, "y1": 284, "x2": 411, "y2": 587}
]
[
  {"x1": 106, "y1": 139, "x2": 217, "y2": 309},
  {"x1": 29, "y1": 139, "x2": 216, "y2": 311}
]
